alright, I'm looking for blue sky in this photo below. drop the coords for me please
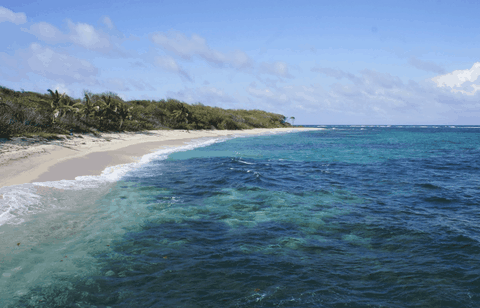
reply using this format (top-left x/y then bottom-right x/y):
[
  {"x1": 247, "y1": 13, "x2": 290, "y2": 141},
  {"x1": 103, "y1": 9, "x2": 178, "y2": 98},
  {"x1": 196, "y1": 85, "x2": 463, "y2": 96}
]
[{"x1": 1, "y1": 0, "x2": 480, "y2": 124}]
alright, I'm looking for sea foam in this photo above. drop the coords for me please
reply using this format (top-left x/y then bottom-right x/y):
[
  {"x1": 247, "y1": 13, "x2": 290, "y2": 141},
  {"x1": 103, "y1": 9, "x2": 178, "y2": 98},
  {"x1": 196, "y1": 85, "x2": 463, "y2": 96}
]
[
  {"x1": 0, "y1": 129, "x2": 295, "y2": 226},
  {"x1": 0, "y1": 136, "x2": 226, "y2": 226}
]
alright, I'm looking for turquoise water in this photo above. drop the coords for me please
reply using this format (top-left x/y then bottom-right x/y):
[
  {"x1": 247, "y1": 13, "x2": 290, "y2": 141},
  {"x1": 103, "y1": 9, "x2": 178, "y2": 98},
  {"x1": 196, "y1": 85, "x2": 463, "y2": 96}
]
[{"x1": 1, "y1": 126, "x2": 479, "y2": 307}]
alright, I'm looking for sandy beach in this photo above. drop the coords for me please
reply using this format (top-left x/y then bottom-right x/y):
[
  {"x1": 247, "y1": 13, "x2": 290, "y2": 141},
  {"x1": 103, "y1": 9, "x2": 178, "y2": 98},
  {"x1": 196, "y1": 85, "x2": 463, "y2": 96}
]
[{"x1": 0, "y1": 128, "x2": 320, "y2": 189}]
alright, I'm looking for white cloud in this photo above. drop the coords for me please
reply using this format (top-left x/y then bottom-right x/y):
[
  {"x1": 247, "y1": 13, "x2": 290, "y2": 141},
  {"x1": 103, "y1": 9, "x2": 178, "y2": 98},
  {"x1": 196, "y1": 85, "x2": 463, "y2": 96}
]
[
  {"x1": 0, "y1": 6, "x2": 27, "y2": 25},
  {"x1": 22, "y1": 22, "x2": 66, "y2": 43},
  {"x1": 408, "y1": 56, "x2": 445, "y2": 74},
  {"x1": 154, "y1": 55, "x2": 192, "y2": 82},
  {"x1": 199, "y1": 86, "x2": 235, "y2": 101},
  {"x1": 229, "y1": 50, "x2": 254, "y2": 69},
  {"x1": 319, "y1": 70, "x2": 418, "y2": 116},
  {"x1": 246, "y1": 83, "x2": 323, "y2": 110},
  {"x1": 359, "y1": 69, "x2": 404, "y2": 89},
  {"x1": 155, "y1": 55, "x2": 179, "y2": 71},
  {"x1": 166, "y1": 86, "x2": 238, "y2": 108},
  {"x1": 245, "y1": 83, "x2": 326, "y2": 117},
  {"x1": 247, "y1": 67, "x2": 480, "y2": 124},
  {"x1": 67, "y1": 20, "x2": 110, "y2": 50},
  {"x1": 52, "y1": 83, "x2": 74, "y2": 97},
  {"x1": 432, "y1": 62, "x2": 480, "y2": 95},
  {"x1": 312, "y1": 66, "x2": 404, "y2": 90},
  {"x1": 27, "y1": 43, "x2": 98, "y2": 84},
  {"x1": 151, "y1": 31, "x2": 253, "y2": 69},
  {"x1": 259, "y1": 61, "x2": 293, "y2": 78},
  {"x1": 0, "y1": 43, "x2": 99, "y2": 85},
  {"x1": 151, "y1": 31, "x2": 201, "y2": 59},
  {"x1": 102, "y1": 78, "x2": 131, "y2": 91},
  {"x1": 102, "y1": 16, "x2": 115, "y2": 30},
  {"x1": 246, "y1": 85, "x2": 289, "y2": 103},
  {"x1": 22, "y1": 19, "x2": 118, "y2": 54}
]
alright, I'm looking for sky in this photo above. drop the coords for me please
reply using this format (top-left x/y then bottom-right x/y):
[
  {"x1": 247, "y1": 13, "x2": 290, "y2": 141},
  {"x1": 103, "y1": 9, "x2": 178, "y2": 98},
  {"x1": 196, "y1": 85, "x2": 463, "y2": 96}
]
[{"x1": 1, "y1": 0, "x2": 480, "y2": 125}]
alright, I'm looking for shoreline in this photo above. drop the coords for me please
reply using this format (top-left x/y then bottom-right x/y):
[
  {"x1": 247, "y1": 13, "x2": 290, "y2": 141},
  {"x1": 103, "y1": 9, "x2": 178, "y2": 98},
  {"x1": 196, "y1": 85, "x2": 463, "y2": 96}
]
[{"x1": 0, "y1": 128, "x2": 321, "y2": 189}]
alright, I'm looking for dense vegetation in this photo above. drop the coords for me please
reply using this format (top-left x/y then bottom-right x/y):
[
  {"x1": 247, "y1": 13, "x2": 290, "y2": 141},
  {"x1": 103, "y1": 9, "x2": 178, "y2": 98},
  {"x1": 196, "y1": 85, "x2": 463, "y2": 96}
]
[{"x1": 0, "y1": 86, "x2": 291, "y2": 138}]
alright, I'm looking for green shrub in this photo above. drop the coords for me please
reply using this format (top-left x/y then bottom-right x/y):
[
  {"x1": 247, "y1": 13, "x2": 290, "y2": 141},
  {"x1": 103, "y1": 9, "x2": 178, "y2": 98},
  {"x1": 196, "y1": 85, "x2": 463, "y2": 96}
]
[{"x1": 0, "y1": 86, "x2": 292, "y2": 137}]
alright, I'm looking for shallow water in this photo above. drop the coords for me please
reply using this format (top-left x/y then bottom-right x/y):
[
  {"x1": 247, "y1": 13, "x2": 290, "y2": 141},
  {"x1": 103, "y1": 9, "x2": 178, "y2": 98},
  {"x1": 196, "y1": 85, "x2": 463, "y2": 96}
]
[{"x1": 1, "y1": 126, "x2": 479, "y2": 307}]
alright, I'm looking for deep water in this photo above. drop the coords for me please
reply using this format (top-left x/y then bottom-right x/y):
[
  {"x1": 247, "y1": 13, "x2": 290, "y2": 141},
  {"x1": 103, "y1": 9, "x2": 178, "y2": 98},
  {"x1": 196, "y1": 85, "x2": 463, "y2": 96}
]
[{"x1": 1, "y1": 126, "x2": 480, "y2": 307}]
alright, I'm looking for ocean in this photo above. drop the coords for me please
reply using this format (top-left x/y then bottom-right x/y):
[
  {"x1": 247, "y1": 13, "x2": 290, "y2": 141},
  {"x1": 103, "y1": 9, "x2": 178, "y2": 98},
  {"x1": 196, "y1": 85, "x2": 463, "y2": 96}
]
[{"x1": 0, "y1": 126, "x2": 479, "y2": 307}]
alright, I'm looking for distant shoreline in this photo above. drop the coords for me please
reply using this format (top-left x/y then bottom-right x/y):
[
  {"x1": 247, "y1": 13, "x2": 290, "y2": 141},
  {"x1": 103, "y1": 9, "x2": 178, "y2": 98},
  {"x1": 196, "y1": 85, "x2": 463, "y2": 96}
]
[{"x1": 0, "y1": 128, "x2": 322, "y2": 189}]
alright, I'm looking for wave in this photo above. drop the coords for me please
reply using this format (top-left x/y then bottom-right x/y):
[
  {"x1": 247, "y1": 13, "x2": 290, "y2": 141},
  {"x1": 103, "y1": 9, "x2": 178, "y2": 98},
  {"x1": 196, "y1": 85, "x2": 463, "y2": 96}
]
[
  {"x1": 0, "y1": 137, "x2": 226, "y2": 226},
  {"x1": 0, "y1": 129, "x2": 306, "y2": 226}
]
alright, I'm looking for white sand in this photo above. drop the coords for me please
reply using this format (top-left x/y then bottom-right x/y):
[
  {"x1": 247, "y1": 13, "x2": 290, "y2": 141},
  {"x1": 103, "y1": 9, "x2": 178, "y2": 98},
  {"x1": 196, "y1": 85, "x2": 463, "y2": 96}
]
[{"x1": 0, "y1": 128, "x2": 321, "y2": 188}]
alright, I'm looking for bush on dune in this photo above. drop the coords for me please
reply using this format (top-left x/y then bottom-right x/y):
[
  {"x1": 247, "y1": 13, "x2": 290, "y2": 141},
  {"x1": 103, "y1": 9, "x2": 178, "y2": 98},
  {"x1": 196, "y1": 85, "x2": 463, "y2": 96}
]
[{"x1": 0, "y1": 86, "x2": 292, "y2": 138}]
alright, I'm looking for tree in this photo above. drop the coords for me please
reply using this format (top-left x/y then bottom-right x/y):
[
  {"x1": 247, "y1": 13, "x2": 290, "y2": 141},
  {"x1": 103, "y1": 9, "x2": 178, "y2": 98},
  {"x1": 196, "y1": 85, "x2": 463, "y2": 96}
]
[
  {"x1": 172, "y1": 103, "x2": 189, "y2": 128},
  {"x1": 81, "y1": 91, "x2": 97, "y2": 120},
  {"x1": 93, "y1": 93, "x2": 119, "y2": 128},
  {"x1": 116, "y1": 102, "x2": 133, "y2": 129},
  {"x1": 290, "y1": 116, "x2": 295, "y2": 126},
  {"x1": 47, "y1": 89, "x2": 63, "y2": 122},
  {"x1": 36, "y1": 89, "x2": 70, "y2": 123},
  {"x1": 58, "y1": 95, "x2": 83, "y2": 117}
]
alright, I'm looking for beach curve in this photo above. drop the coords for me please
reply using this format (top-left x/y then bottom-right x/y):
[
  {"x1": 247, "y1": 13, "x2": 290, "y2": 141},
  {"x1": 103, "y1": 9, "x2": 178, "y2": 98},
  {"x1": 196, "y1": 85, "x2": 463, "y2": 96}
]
[{"x1": 0, "y1": 128, "x2": 321, "y2": 189}]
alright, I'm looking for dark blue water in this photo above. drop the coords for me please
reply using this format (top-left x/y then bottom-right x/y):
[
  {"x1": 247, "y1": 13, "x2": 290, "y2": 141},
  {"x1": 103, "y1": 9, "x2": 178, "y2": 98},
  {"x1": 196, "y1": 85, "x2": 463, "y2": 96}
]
[{"x1": 3, "y1": 126, "x2": 480, "y2": 307}]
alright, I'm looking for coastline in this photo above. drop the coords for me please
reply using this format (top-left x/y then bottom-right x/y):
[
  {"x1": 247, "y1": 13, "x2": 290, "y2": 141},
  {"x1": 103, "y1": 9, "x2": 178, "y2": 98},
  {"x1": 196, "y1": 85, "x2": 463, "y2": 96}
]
[{"x1": 0, "y1": 128, "x2": 321, "y2": 189}]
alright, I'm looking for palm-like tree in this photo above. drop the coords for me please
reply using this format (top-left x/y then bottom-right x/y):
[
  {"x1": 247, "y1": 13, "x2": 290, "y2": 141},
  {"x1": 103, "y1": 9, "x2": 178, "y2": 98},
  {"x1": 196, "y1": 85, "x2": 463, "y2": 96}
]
[
  {"x1": 60, "y1": 96, "x2": 83, "y2": 117},
  {"x1": 116, "y1": 103, "x2": 133, "y2": 129},
  {"x1": 172, "y1": 109, "x2": 184, "y2": 122},
  {"x1": 47, "y1": 89, "x2": 61, "y2": 103},
  {"x1": 101, "y1": 94, "x2": 120, "y2": 117},
  {"x1": 172, "y1": 103, "x2": 190, "y2": 127},
  {"x1": 95, "y1": 93, "x2": 133, "y2": 129},
  {"x1": 35, "y1": 89, "x2": 67, "y2": 123},
  {"x1": 91, "y1": 94, "x2": 115, "y2": 127},
  {"x1": 81, "y1": 92, "x2": 97, "y2": 120},
  {"x1": 47, "y1": 89, "x2": 63, "y2": 122},
  {"x1": 290, "y1": 116, "x2": 295, "y2": 126}
]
